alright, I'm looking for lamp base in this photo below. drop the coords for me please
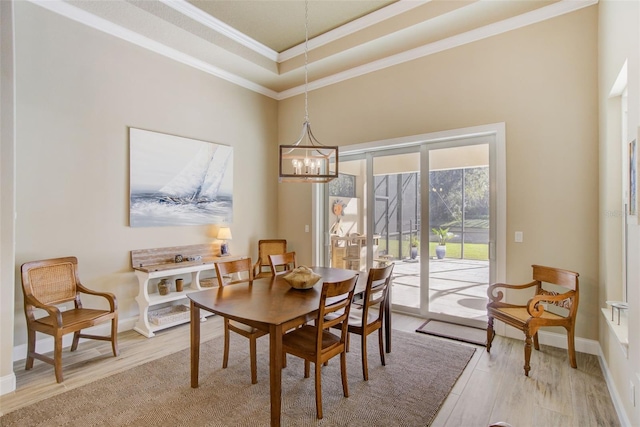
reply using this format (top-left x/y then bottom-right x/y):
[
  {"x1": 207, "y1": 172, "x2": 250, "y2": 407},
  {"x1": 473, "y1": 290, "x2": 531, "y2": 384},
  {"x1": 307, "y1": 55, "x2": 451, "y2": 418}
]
[{"x1": 219, "y1": 243, "x2": 229, "y2": 257}]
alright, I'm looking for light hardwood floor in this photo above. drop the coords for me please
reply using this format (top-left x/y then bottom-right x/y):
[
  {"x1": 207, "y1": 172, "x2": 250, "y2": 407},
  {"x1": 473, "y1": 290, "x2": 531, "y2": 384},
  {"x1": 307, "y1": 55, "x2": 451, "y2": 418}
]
[{"x1": 1, "y1": 313, "x2": 620, "y2": 426}]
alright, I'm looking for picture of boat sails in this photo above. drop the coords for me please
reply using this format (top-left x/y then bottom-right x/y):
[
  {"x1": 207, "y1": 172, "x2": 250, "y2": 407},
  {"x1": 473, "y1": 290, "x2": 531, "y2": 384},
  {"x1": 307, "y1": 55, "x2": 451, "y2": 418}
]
[{"x1": 129, "y1": 128, "x2": 233, "y2": 227}]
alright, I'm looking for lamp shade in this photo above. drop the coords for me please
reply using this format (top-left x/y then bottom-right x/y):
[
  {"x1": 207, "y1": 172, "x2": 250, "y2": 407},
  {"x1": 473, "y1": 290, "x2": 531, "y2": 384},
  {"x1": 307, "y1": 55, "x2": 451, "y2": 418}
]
[{"x1": 217, "y1": 227, "x2": 232, "y2": 240}]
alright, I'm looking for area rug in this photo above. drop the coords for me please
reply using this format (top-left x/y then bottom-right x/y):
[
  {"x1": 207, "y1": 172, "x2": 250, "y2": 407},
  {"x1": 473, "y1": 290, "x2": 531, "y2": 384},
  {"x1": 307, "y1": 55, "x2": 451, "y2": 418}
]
[
  {"x1": 416, "y1": 319, "x2": 487, "y2": 346},
  {"x1": 1, "y1": 330, "x2": 475, "y2": 426}
]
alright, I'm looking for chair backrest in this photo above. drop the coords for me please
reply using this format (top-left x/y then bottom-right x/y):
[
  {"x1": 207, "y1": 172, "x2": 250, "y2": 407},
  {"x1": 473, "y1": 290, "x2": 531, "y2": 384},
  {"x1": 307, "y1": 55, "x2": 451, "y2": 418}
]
[
  {"x1": 317, "y1": 275, "x2": 359, "y2": 348},
  {"x1": 532, "y1": 264, "x2": 579, "y2": 317},
  {"x1": 256, "y1": 239, "x2": 287, "y2": 274},
  {"x1": 215, "y1": 258, "x2": 254, "y2": 286},
  {"x1": 21, "y1": 257, "x2": 80, "y2": 307},
  {"x1": 361, "y1": 263, "x2": 394, "y2": 323},
  {"x1": 269, "y1": 252, "x2": 297, "y2": 276}
]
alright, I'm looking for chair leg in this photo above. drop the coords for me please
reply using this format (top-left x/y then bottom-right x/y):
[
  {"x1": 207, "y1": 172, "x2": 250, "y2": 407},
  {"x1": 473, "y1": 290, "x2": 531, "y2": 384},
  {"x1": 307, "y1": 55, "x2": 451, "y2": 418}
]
[
  {"x1": 361, "y1": 332, "x2": 369, "y2": 381},
  {"x1": 378, "y1": 327, "x2": 385, "y2": 366},
  {"x1": 486, "y1": 316, "x2": 494, "y2": 352},
  {"x1": 25, "y1": 329, "x2": 35, "y2": 370},
  {"x1": 304, "y1": 360, "x2": 310, "y2": 378},
  {"x1": 250, "y1": 337, "x2": 258, "y2": 384},
  {"x1": 222, "y1": 319, "x2": 230, "y2": 369},
  {"x1": 567, "y1": 327, "x2": 577, "y2": 369},
  {"x1": 533, "y1": 332, "x2": 540, "y2": 351},
  {"x1": 315, "y1": 362, "x2": 323, "y2": 419},
  {"x1": 54, "y1": 333, "x2": 64, "y2": 383},
  {"x1": 524, "y1": 331, "x2": 532, "y2": 377},
  {"x1": 111, "y1": 318, "x2": 119, "y2": 357},
  {"x1": 71, "y1": 331, "x2": 81, "y2": 352},
  {"x1": 340, "y1": 350, "x2": 349, "y2": 398}
]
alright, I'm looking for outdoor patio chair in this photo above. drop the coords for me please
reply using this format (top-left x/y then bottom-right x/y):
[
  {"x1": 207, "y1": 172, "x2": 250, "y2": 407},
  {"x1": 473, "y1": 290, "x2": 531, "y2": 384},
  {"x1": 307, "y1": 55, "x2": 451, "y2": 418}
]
[{"x1": 486, "y1": 264, "x2": 579, "y2": 376}]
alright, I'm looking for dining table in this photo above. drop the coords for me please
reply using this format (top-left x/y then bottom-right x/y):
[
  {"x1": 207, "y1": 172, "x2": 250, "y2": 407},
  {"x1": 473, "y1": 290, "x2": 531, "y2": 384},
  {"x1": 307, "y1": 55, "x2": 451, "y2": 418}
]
[{"x1": 188, "y1": 266, "x2": 392, "y2": 427}]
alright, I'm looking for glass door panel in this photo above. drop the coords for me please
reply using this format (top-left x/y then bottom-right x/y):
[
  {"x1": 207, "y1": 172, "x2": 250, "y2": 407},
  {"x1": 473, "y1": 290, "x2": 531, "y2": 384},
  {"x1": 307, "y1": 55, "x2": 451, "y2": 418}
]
[
  {"x1": 372, "y1": 151, "x2": 421, "y2": 311},
  {"x1": 427, "y1": 144, "x2": 490, "y2": 325}
]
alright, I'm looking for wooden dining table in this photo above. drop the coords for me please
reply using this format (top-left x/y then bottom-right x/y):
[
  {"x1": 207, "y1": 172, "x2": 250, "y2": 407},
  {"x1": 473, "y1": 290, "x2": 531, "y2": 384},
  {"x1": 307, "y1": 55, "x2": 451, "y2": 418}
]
[{"x1": 188, "y1": 266, "x2": 392, "y2": 427}]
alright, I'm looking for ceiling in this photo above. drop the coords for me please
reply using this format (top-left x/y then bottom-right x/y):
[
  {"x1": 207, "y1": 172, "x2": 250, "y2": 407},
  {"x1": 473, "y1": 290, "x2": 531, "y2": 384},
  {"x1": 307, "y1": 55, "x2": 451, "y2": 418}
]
[{"x1": 34, "y1": 0, "x2": 597, "y2": 99}]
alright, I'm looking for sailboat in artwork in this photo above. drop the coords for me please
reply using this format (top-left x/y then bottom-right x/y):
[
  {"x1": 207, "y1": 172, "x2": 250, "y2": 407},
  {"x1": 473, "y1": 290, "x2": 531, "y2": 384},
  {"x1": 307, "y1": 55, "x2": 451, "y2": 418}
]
[{"x1": 159, "y1": 144, "x2": 232, "y2": 204}]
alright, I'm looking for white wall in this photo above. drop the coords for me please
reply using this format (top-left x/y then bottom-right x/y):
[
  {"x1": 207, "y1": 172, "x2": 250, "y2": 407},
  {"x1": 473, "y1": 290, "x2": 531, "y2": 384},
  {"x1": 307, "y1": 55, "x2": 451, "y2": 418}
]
[{"x1": 598, "y1": 0, "x2": 640, "y2": 425}]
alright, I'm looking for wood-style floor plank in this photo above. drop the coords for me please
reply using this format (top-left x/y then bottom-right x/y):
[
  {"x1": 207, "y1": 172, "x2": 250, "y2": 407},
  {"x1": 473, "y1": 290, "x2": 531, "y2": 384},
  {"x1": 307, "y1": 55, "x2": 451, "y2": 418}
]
[{"x1": 0, "y1": 312, "x2": 620, "y2": 427}]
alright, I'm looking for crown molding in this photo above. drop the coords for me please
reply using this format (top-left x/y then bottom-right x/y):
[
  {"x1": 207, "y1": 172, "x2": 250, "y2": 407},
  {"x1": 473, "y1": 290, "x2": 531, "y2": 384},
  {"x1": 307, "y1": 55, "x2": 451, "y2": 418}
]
[
  {"x1": 277, "y1": 0, "x2": 599, "y2": 100},
  {"x1": 29, "y1": 0, "x2": 279, "y2": 99},
  {"x1": 159, "y1": 0, "x2": 279, "y2": 62},
  {"x1": 277, "y1": 0, "x2": 428, "y2": 63},
  {"x1": 28, "y1": 0, "x2": 598, "y2": 101}
]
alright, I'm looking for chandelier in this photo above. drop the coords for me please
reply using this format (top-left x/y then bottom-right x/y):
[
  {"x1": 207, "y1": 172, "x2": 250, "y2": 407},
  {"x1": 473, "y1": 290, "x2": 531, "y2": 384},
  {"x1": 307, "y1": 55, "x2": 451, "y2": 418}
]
[{"x1": 278, "y1": 1, "x2": 338, "y2": 183}]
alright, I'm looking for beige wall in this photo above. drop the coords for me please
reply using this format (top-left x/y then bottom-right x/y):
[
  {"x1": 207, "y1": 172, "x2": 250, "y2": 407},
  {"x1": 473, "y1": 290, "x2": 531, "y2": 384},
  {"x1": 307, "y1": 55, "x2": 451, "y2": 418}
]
[
  {"x1": 279, "y1": 7, "x2": 600, "y2": 341},
  {"x1": 598, "y1": 0, "x2": 640, "y2": 424},
  {"x1": 1, "y1": 0, "x2": 17, "y2": 392},
  {"x1": 7, "y1": 1, "x2": 279, "y2": 353}
]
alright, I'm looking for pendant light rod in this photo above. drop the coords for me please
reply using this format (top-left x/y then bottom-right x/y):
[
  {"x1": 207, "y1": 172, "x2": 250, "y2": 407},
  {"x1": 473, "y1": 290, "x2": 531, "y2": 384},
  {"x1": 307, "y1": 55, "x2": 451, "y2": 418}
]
[{"x1": 278, "y1": 0, "x2": 339, "y2": 183}]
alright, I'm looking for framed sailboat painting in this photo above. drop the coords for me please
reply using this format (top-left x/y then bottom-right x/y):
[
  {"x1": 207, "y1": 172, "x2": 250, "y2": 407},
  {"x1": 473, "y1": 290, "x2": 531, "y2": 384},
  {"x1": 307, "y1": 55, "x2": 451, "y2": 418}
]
[{"x1": 129, "y1": 128, "x2": 233, "y2": 227}]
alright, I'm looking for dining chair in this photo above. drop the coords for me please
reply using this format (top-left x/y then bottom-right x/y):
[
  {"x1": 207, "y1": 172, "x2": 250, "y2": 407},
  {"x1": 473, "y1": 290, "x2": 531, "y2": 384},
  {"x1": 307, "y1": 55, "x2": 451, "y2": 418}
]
[
  {"x1": 282, "y1": 274, "x2": 358, "y2": 419},
  {"x1": 20, "y1": 256, "x2": 119, "y2": 383},
  {"x1": 253, "y1": 239, "x2": 287, "y2": 279},
  {"x1": 268, "y1": 251, "x2": 297, "y2": 276},
  {"x1": 215, "y1": 258, "x2": 268, "y2": 384},
  {"x1": 340, "y1": 263, "x2": 394, "y2": 381},
  {"x1": 486, "y1": 264, "x2": 579, "y2": 376}
]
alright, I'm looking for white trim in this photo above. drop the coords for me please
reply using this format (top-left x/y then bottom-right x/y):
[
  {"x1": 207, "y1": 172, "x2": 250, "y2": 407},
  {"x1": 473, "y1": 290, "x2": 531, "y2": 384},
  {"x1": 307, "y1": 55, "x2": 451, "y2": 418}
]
[
  {"x1": 0, "y1": 372, "x2": 16, "y2": 396},
  {"x1": 278, "y1": 0, "x2": 428, "y2": 62},
  {"x1": 502, "y1": 327, "x2": 601, "y2": 355},
  {"x1": 159, "y1": 0, "x2": 279, "y2": 61},
  {"x1": 278, "y1": 0, "x2": 597, "y2": 99},
  {"x1": 340, "y1": 122, "x2": 504, "y2": 155},
  {"x1": 610, "y1": 59, "x2": 628, "y2": 97},
  {"x1": 599, "y1": 346, "x2": 633, "y2": 427},
  {"x1": 28, "y1": 0, "x2": 279, "y2": 99}
]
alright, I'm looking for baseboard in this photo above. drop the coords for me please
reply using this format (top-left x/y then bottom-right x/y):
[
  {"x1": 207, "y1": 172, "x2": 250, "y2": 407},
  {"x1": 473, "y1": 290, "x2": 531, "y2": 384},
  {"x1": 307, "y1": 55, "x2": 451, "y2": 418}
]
[
  {"x1": 11, "y1": 316, "x2": 137, "y2": 363},
  {"x1": 502, "y1": 327, "x2": 600, "y2": 355},
  {"x1": 598, "y1": 346, "x2": 632, "y2": 427},
  {"x1": 0, "y1": 372, "x2": 16, "y2": 396}
]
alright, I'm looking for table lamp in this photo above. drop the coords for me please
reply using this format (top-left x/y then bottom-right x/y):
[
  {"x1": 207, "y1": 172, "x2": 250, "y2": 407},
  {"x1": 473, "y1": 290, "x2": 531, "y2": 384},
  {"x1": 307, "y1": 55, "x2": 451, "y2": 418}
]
[{"x1": 217, "y1": 227, "x2": 232, "y2": 256}]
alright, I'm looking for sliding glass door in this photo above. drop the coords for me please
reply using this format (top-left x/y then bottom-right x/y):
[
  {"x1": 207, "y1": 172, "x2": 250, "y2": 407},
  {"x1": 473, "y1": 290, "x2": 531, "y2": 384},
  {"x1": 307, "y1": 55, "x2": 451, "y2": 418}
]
[{"x1": 322, "y1": 130, "x2": 501, "y2": 327}]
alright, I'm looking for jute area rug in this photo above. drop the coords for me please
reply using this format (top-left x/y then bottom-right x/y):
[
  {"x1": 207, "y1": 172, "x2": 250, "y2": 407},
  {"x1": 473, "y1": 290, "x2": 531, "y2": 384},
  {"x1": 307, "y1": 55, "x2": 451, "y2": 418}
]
[{"x1": 1, "y1": 330, "x2": 475, "y2": 427}]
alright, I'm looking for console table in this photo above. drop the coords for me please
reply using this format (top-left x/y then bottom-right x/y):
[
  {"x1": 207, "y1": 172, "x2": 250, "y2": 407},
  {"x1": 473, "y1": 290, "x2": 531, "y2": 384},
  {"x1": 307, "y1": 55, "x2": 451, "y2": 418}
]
[{"x1": 131, "y1": 244, "x2": 242, "y2": 337}]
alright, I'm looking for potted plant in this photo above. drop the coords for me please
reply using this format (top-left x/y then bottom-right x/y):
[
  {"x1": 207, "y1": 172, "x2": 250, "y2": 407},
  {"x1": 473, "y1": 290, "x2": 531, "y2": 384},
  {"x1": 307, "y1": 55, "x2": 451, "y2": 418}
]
[
  {"x1": 410, "y1": 236, "x2": 419, "y2": 260},
  {"x1": 432, "y1": 227, "x2": 452, "y2": 259}
]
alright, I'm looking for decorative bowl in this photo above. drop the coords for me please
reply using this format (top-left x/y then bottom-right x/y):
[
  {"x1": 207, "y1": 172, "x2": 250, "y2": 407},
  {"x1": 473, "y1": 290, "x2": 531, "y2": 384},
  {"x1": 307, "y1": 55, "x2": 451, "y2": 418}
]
[{"x1": 282, "y1": 266, "x2": 321, "y2": 290}]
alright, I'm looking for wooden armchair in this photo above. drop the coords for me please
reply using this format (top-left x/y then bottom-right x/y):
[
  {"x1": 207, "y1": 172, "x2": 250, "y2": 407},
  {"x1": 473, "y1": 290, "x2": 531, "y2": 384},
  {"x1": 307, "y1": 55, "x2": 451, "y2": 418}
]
[
  {"x1": 253, "y1": 239, "x2": 287, "y2": 279},
  {"x1": 268, "y1": 251, "x2": 297, "y2": 276},
  {"x1": 486, "y1": 264, "x2": 579, "y2": 376},
  {"x1": 215, "y1": 258, "x2": 268, "y2": 384},
  {"x1": 20, "y1": 256, "x2": 119, "y2": 383},
  {"x1": 282, "y1": 275, "x2": 358, "y2": 419}
]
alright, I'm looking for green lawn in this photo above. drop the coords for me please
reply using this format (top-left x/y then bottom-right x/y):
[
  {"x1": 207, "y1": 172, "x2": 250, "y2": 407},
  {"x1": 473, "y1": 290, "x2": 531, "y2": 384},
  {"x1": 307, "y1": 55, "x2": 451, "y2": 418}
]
[{"x1": 379, "y1": 240, "x2": 488, "y2": 261}]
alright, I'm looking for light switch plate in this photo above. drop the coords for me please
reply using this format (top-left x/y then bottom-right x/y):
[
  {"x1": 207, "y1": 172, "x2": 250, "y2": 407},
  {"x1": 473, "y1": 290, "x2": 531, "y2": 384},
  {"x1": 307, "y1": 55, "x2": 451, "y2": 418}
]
[{"x1": 515, "y1": 231, "x2": 523, "y2": 243}]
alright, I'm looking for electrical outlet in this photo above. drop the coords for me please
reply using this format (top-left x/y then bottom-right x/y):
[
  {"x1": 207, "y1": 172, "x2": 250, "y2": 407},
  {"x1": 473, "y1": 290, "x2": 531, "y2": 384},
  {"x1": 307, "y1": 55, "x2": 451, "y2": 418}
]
[
  {"x1": 305, "y1": 224, "x2": 310, "y2": 232},
  {"x1": 515, "y1": 231, "x2": 523, "y2": 243}
]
